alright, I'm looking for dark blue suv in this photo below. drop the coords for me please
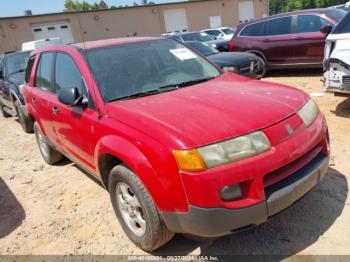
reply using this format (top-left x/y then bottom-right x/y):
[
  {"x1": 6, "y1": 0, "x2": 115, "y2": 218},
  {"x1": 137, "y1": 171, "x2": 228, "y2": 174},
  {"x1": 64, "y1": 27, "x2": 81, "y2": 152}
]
[{"x1": 0, "y1": 51, "x2": 33, "y2": 133}]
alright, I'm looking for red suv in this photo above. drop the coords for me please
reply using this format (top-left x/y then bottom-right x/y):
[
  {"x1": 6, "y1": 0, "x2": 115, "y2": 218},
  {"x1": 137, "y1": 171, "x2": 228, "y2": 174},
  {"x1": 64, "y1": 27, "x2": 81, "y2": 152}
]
[
  {"x1": 23, "y1": 37, "x2": 330, "y2": 251},
  {"x1": 230, "y1": 8, "x2": 346, "y2": 71}
]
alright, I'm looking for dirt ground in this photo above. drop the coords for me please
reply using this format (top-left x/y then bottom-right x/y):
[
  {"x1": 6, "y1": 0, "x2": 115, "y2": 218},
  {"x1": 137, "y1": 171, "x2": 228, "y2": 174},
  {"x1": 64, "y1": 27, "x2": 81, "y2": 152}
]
[{"x1": 0, "y1": 69, "x2": 350, "y2": 258}]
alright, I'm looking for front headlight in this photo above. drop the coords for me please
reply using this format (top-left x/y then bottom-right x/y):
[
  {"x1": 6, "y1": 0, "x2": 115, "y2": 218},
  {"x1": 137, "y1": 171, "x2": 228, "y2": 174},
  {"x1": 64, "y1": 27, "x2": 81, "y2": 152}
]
[
  {"x1": 223, "y1": 66, "x2": 239, "y2": 73},
  {"x1": 173, "y1": 131, "x2": 271, "y2": 171},
  {"x1": 297, "y1": 99, "x2": 319, "y2": 127}
]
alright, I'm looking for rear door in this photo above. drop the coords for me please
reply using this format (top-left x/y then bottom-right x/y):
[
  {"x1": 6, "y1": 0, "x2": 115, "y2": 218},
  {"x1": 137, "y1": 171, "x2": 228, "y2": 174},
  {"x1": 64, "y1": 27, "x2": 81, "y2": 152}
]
[
  {"x1": 293, "y1": 14, "x2": 334, "y2": 64},
  {"x1": 263, "y1": 16, "x2": 295, "y2": 64},
  {"x1": 31, "y1": 52, "x2": 58, "y2": 143},
  {"x1": 51, "y1": 52, "x2": 97, "y2": 171}
]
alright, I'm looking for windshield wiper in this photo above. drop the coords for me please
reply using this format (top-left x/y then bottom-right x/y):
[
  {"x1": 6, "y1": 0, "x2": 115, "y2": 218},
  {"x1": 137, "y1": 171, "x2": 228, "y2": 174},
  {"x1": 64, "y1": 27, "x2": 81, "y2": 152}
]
[
  {"x1": 107, "y1": 85, "x2": 179, "y2": 102},
  {"x1": 107, "y1": 76, "x2": 216, "y2": 102},
  {"x1": 9, "y1": 69, "x2": 25, "y2": 76},
  {"x1": 176, "y1": 76, "x2": 216, "y2": 87}
]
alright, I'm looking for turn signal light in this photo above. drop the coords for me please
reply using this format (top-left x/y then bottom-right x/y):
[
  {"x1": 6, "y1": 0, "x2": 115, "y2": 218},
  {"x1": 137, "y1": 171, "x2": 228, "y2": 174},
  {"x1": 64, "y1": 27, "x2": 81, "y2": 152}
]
[{"x1": 173, "y1": 149, "x2": 207, "y2": 172}]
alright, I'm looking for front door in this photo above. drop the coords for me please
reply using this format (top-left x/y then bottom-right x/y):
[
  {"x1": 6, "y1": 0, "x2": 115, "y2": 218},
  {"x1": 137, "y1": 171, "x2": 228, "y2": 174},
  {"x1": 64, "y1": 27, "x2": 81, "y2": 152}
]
[
  {"x1": 50, "y1": 52, "x2": 98, "y2": 171},
  {"x1": 293, "y1": 14, "x2": 333, "y2": 64}
]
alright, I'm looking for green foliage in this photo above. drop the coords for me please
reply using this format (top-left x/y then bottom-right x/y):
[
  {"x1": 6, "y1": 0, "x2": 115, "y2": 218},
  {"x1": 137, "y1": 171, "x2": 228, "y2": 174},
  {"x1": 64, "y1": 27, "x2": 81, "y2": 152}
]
[
  {"x1": 269, "y1": 0, "x2": 347, "y2": 14},
  {"x1": 64, "y1": 0, "x2": 109, "y2": 11}
]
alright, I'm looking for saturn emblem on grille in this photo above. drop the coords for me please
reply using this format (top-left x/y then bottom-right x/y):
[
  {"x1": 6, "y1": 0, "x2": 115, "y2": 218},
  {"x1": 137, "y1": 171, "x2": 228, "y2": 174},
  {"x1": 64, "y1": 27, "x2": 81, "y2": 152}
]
[{"x1": 285, "y1": 124, "x2": 294, "y2": 135}]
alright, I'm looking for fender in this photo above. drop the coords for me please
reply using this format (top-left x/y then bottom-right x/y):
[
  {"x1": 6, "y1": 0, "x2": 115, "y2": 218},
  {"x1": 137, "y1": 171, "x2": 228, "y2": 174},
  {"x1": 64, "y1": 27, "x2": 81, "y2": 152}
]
[
  {"x1": 246, "y1": 50, "x2": 268, "y2": 65},
  {"x1": 95, "y1": 135, "x2": 189, "y2": 212},
  {"x1": 9, "y1": 89, "x2": 25, "y2": 105}
]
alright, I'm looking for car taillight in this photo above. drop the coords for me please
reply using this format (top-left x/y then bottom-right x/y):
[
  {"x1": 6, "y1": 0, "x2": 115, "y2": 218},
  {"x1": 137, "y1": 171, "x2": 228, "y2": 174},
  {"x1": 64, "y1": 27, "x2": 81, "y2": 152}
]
[{"x1": 229, "y1": 42, "x2": 235, "y2": 50}]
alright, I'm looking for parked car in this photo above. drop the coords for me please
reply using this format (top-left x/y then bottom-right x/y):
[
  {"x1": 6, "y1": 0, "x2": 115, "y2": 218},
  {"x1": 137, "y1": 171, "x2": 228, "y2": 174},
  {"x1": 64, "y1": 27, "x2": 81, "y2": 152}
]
[
  {"x1": 0, "y1": 51, "x2": 33, "y2": 132},
  {"x1": 229, "y1": 8, "x2": 347, "y2": 71},
  {"x1": 323, "y1": 11, "x2": 350, "y2": 94},
  {"x1": 23, "y1": 37, "x2": 329, "y2": 251},
  {"x1": 166, "y1": 31, "x2": 230, "y2": 51},
  {"x1": 201, "y1": 27, "x2": 236, "y2": 41},
  {"x1": 185, "y1": 41, "x2": 265, "y2": 78}
]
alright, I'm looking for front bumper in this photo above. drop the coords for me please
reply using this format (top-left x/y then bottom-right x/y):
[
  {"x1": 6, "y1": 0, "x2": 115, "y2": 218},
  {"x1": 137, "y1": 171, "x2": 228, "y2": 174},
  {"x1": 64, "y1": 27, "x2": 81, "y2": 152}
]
[{"x1": 161, "y1": 153, "x2": 329, "y2": 237}]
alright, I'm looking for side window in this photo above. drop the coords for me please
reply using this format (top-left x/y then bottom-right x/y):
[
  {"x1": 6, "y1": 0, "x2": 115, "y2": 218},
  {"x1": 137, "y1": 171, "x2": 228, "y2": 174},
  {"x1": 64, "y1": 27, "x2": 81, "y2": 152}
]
[
  {"x1": 25, "y1": 55, "x2": 36, "y2": 83},
  {"x1": 297, "y1": 15, "x2": 331, "y2": 33},
  {"x1": 240, "y1": 22, "x2": 266, "y2": 36},
  {"x1": 35, "y1": 53, "x2": 55, "y2": 93},
  {"x1": 206, "y1": 30, "x2": 221, "y2": 36},
  {"x1": 267, "y1": 17, "x2": 292, "y2": 35},
  {"x1": 55, "y1": 53, "x2": 85, "y2": 94},
  {"x1": 333, "y1": 14, "x2": 350, "y2": 34}
]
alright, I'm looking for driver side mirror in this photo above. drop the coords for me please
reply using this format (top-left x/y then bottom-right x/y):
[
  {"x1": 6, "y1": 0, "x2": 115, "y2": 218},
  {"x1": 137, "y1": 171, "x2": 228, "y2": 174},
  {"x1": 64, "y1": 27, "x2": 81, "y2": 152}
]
[
  {"x1": 320, "y1": 25, "x2": 333, "y2": 36},
  {"x1": 58, "y1": 86, "x2": 85, "y2": 107}
]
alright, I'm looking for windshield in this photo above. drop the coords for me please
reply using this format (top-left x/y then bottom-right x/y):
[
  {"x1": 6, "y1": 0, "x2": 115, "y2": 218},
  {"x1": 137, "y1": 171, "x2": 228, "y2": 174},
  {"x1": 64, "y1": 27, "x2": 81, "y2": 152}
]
[
  {"x1": 85, "y1": 39, "x2": 220, "y2": 102},
  {"x1": 222, "y1": 28, "x2": 235, "y2": 35},
  {"x1": 187, "y1": 42, "x2": 219, "y2": 56},
  {"x1": 6, "y1": 52, "x2": 30, "y2": 76},
  {"x1": 181, "y1": 32, "x2": 214, "y2": 42},
  {"x1": 324, "y1": 9, "x2": 347, "y2": 22},
  {"x1": 332, "y1": 12, "x2": 350, "y2": 34}
]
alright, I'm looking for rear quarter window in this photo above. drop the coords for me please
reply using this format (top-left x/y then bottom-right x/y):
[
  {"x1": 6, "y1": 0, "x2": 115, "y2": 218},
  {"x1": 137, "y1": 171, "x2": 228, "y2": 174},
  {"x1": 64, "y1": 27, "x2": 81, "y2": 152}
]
[
  {"x1": 25, "y1": 55, "x2": 35, "y2": 83},
  {"x1": 239, "y1": 21, "x2": 266, "y2": 36}
]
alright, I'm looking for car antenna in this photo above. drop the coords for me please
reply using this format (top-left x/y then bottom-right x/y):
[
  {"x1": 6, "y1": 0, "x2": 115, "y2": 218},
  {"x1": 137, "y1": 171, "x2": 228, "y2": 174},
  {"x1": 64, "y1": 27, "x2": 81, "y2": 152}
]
[{"x1": 77, "y1": 13, "x2": 102, "y2": 120}]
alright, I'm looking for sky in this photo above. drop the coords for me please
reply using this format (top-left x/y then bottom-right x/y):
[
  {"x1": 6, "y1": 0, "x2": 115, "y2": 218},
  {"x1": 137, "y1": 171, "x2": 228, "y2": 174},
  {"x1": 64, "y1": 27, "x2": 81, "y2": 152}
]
[{"x1": 0, "y1": 0, "x2": 181, "y2": 18}]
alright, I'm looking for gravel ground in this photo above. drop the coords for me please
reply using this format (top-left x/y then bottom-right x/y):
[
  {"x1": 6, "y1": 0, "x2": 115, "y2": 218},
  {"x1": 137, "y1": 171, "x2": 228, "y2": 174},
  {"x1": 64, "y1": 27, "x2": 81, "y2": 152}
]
[{"x1": 0, "y1": 69, "x2": 349, "y2": 258}]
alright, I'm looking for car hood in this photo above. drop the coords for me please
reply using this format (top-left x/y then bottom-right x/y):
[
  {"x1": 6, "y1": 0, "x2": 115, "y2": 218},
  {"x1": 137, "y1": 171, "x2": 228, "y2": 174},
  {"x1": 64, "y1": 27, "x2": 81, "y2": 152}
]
[
  {"x1": 8, "y1": 72, "x2": 25, "y2": 87},
  {"x1": 105, "y1": 73, "x2": 308, "y2": 149},
  {"x1": 207, "y1": 52, "x2": 258, "y2": 67}
]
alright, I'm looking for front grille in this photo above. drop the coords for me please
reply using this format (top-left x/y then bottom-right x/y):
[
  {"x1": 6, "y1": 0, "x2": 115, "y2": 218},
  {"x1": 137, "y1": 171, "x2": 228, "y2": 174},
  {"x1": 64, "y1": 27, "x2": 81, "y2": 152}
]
[
  {"x1": 342, "y1": 76, "x2": 350, "y2": 90},
  {"x1": 264, "y1": 144, "x2": 323, "y2": 196}
]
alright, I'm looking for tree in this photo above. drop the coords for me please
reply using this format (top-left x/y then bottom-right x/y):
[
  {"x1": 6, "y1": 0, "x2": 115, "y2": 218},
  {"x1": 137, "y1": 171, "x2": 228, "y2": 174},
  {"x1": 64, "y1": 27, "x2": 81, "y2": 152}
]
[
  {"x1": 133, "y1": 2, "x2": 139, "y2": 6},
  {"x1": 148, "y1": 1, "x2": 156, "y2": 4},
  {"x1": 64, "y1": 0, "x2": 109, "y2": 11},
  {"x1": 98, "y1": 0, "x2": 109, "y2": 9},
  {"x1": 269, "y1": 0, "x2": 347, "y2": 14}
]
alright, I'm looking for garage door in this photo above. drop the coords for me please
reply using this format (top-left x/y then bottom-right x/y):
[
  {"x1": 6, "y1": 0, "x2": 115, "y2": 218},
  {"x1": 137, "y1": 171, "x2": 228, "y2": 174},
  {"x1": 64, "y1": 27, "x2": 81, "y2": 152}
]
[
  {"x1": 31, "y1": 21, "x2": 74, "y2": 44},
  {"x1": 163, "y1": 8, "x2": 189, "y2": 33},
  {"x1": 239, "y1": 0, "x2": 255, "y2": 24}
]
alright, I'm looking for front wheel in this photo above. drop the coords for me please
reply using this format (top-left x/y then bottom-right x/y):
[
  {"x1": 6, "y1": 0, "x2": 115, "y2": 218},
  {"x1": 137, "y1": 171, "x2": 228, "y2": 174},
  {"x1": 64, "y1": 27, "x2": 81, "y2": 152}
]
[
  {"x1": 34, "y1": 122, "x2": 63, "y2": 165},
  {"x1": 108, "y1": 164, "x2": 174, "y2": 251}
]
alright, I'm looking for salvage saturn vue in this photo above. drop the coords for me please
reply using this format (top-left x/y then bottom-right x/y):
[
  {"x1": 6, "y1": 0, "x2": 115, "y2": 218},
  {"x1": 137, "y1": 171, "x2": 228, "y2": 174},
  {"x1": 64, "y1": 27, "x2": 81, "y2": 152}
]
[{"x1": 22, "y1": 37, "x2": 330, "y2": 251}]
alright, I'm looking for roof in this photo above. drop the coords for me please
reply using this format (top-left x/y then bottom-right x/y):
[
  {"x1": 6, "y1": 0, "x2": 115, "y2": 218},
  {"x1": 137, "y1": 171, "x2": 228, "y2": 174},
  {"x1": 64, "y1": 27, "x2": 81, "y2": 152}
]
[
  {"x1": 72, "y1": 37, "x2": 162, "y2": 50},
  {"x1": 237, "y1": 8, "x2": 339, "y2": 28}
]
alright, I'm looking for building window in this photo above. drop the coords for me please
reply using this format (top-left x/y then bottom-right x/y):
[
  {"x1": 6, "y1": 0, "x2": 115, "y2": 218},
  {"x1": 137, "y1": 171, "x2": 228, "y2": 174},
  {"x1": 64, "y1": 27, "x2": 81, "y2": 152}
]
[
  {"x1": 61, "y1": 25, "x2": 69, "y2": 29},
  {"x1": 47, "y1": 26, "x2": 56, "y2": 31},
  {"x1": 33, "y1": 28, "x2": 42, "y2": 32}
]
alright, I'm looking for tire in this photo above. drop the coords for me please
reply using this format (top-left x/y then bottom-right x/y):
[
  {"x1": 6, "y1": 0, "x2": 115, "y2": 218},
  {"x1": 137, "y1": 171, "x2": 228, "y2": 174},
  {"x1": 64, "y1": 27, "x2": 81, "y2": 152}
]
[
  {"x1": 108, "y1": 164, "x2": 174, "y2": 251},
  {"x1": 257, "y1": 57, "x2": 267, "y2": 79},
  {"x1": 14, "y1": 100, "x2": 33, "y2": 133},
  {"x1": 0, "y1": 103, "x2": 11, "y2": 118},
  {"x1": 34, "y1": 122, "x2": 63, "y2": 165}
]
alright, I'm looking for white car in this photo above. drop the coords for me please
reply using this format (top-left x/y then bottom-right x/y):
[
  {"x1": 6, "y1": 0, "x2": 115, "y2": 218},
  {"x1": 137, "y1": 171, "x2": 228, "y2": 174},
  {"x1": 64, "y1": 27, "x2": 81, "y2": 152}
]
[
  {"x1": 201, "y1": 27, "x2": 236, "y2": 41},
  {"x1": 324, "y1": 12, "x2": 350, "y2": 94},
  {"x1": 21, "y1": 38, "x2": 63, "y2": 51}
]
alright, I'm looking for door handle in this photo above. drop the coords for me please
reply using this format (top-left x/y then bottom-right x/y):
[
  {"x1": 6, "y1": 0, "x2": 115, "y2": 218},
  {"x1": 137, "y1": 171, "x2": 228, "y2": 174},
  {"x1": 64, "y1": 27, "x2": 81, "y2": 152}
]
[
  {"x1": 52, "y1": 106, "x2": 59, "y2": 115},
  {"x1": 32, "y1": 98, "x2": 37, "y2": 105}
]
